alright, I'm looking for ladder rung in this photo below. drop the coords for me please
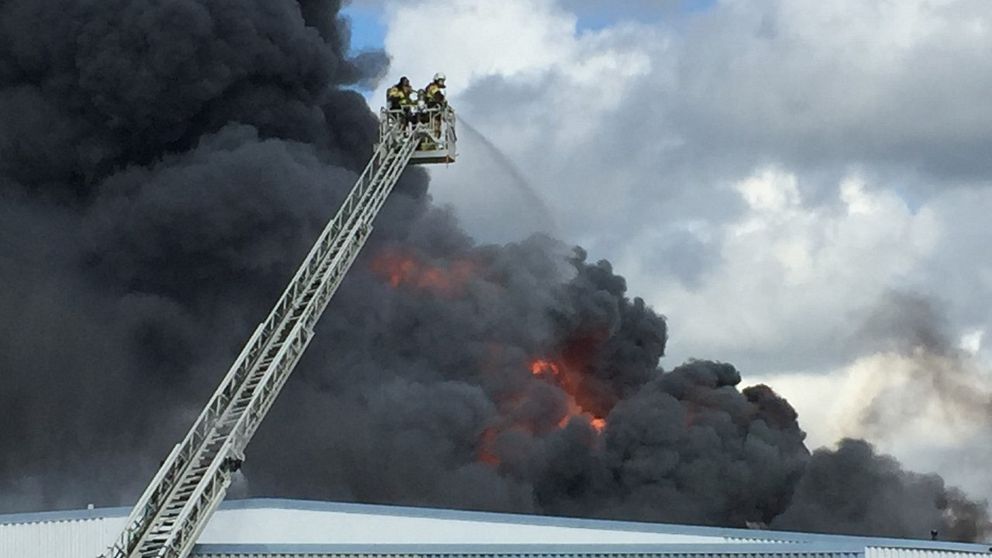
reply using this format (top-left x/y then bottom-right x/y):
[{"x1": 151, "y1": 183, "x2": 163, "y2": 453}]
[
  {"x1": 207, "y1": 430, "x2": 229, "y2": 441},
  {"x1": 227, "y1": 405, "x2": 249, "y2": 416}
]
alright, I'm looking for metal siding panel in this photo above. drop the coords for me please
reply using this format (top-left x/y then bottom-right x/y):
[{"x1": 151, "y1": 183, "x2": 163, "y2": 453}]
[
  {"x1": 191, "y1": 553, "x2": 870, "y2": 558},
  {"x1": 867, "y1": 548, "x2": 988, "y2": 558},
  {"x1": 0, "y1": 516, "x2": 127, "y2": 558}
]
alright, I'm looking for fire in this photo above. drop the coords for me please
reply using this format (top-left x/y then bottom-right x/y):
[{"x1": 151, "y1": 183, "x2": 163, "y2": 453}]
[
  {"x1": 530, "y1": 358, "x2": 561, "y2": 378},
  {"x1": 371, "y1": 248, "x2": 475, "y2": 296},
  {"x1": 477, "y1": 357, "x2": 608, "y2": 468},
  {"x1": 477, "y1": 427, "x2": 501, "y2": 466},
  {"x1": 529, "y1": 357, "x2": 607, "y2": 435}
]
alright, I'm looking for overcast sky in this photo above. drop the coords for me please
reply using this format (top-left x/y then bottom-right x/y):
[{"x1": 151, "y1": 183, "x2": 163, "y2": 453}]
[{"x1": 342, "y1": 0, "x2": 992, "y2": 503}]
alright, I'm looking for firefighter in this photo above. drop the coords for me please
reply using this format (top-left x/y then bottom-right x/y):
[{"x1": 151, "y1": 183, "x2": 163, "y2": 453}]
[
  {"x1": 386, "y1": 76, "x2": 413, "y2": 110},
  {"x1": 423, "y1": 72, "x2": 447, "y2": 108},
  {"x1": 419, "y1": 73, "x2": 447, "y2": 148}
]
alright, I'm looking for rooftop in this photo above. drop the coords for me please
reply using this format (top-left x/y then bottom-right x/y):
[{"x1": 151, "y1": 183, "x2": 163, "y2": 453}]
[{"x1": 1, "y1": 498, "x2": 989, "y2": 558}]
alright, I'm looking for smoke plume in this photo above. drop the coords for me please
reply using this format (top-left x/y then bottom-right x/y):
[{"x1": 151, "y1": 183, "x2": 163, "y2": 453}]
[
  {"x1": 0, "y1": 0, "x2": 988, "y2": 543},
  {"x1": 854, "y1": 292, "x2": 992, "y2": 435}
]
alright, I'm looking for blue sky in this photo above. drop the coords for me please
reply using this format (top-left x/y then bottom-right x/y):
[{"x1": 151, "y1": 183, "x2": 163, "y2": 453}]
[
  {"x1": 571, "y1": 0, "x2": 718, "y2": 32},
  {"x1": 339, "y1": 1, "x2": 719, "y2": 53},
  {"x1": 341, "y1": 4, "x2": 386, "y2": 54}
]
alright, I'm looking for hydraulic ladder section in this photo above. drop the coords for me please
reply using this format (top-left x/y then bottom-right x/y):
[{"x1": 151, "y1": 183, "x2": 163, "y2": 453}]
[{"x1": 101, "y1": 109, "x2": 453, "y2": 558}]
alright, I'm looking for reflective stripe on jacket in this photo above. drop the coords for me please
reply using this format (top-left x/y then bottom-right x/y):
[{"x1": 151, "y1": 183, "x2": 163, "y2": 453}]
[{"x1": 424, "y1": 82, "x2": 445, "y2": 105}]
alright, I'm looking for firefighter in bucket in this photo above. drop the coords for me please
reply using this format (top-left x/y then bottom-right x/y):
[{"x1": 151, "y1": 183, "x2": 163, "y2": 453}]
[
  {"x1": 380, "y1": 72, "x2": 456, "y2": 164},
  {"x1": 424, "y1": 72, "x2": 446, "y2": 108},
  {"x1": 419, "y1": 73, "x2": 447, "y2": 150}
]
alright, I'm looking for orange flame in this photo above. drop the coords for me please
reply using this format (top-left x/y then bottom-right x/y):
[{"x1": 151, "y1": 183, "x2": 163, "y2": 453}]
[
  {"x1": 371, "y1": 249, "x2": 475, "y2": 296},
  {"x1": 530, "y1": 358, "x2": 561, "y2": 378},
  {"x1": 477, "y1": 358, "x2": 608, "y2": 467},
  {"x1": 478, "y1": 427, "x2": 501, "y2": 466},
  {"x1": 529, "y1": 357, "x2": 607, "y2": 434}
]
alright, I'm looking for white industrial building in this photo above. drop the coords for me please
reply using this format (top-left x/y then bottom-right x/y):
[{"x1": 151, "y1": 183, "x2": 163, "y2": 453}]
[{"x1": 2, "y1": 498, "x2": 989, "y2": 558}]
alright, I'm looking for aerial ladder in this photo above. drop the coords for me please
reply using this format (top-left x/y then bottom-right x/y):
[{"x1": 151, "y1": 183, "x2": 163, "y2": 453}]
[{"x1": 100, "y1": 105, "x2": 456, "y2": 558}]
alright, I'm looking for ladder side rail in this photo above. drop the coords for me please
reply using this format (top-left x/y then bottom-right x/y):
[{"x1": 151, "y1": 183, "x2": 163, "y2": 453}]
[
  {"x1": 147, "y1": 133, "x2": 418, "y2": 558},
  {"x1": 233, "y1": 124, "x2": 401, "y2": 374},
  {"x1": 150, "y1": 433, "x2": 236, "y2": 558},
  {"x1": 200, "y1": 118, "x2": 403, "y2": 405},
  {"x1": 150, "y1": 329, "x2": 304, "y2": 557},
  {"x1": 106, "y1": 124, "x2": 408, "y2": 558},
  {"x1": 157, "y1": 225, "x2": 362, "y2": 557},
  {"x1": 247, "y1": 137, "x2": 421, "y2": 432},
  {"x1": 330, "y1": 126, "x2": 421, "y2": 247},
  {"x1": 214, "y1": 216, "x2": 362, "y2": 431},
  {"x1": 168, "y1": 469, "x2": 228, "y2": 558},
  {"x1": 251, "y1": 225, "x2": 369, "y2": 436},
  {"x1": 135, "y1": 246, "x2": 348, "y2": 557},
  {"x1": 154, "y1": 238, "x2": 334, "y2": 558},
  {"x1": 365, "y1": 127, "x2": 424, "y2": 219},
  {"x1": 166, "y1": 296, "x2": 314, "y2": 558},
  {"x1": 445, "y1": 106, "x2": 457, "y2": 146},
  {"x1": 239, "y1": 226, "x2": 365, "y2": 445},
  {"x1": 103, "y1": 443, "x2": 182, "y2": 558},
  {"x1": 231, "y1": 141, "x2": 407, "y2": 387},
  {"x1": 241, "y1": 134, "x2": 420, "y2": 437},
  {"x1": 114, "y1": 121, "x2": 419, "y2": 558},
  {"x1": 104, "y1": 315, "x2": 264, "y2": 558}
]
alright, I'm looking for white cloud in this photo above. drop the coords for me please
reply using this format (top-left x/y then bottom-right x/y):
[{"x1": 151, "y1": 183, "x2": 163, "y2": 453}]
[
  {"x1": 378, "y1": 0, "x2": 992, "y2": 500},
  {"x1": 380, "y1": 0, "x2": 577, "y2": 94},
  {"x1": 629, "y1": 167, "x2": 940, "y2": 370},
  {"x1": 746, "y1": 346, "x2": 992, "y2": 499},
  {"x1": 960, "y1": 329, "x2": 984, "y2": 354},
  {"x1": 734, "y1": 167, "x2": 800, "y2": 213},
  {"x1": 378, "y1": 0, "x2": 661, "y2": 245}
]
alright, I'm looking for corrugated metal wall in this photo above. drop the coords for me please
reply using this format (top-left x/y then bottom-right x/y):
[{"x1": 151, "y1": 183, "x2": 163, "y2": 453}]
[
  {"x1": 190, "y1": 552, "x2": 865, "y2": 558},
  {"x1": 3, "y1": 503, "x2": 988, "y2": 558},
  {"x1": 0, "y1": 515, "x2": 126, "y2": 558},
  {"x1": 868, "y1": 547, "x2": 992, "y2": 558}
]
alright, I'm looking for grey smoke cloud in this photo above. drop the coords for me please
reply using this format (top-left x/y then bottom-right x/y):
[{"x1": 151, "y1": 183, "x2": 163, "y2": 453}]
[
  {"x1": 773, "y1": 439, "x2": 989, "y2": 542},
  {"x1": 0, "y1": 0, "x2": 988, "y2": 543},
  {"x1": 852, "y1": 292, "x2": 992, "y2": 435}
]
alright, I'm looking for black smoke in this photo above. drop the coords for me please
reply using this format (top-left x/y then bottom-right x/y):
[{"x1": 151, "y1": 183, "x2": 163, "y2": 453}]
[
  {"x1": 0, "y1": 0, "x2": 988, "y2": 543},
  {"x1": 773, "y1": 439, "x2": 989, "y2": 542}
]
